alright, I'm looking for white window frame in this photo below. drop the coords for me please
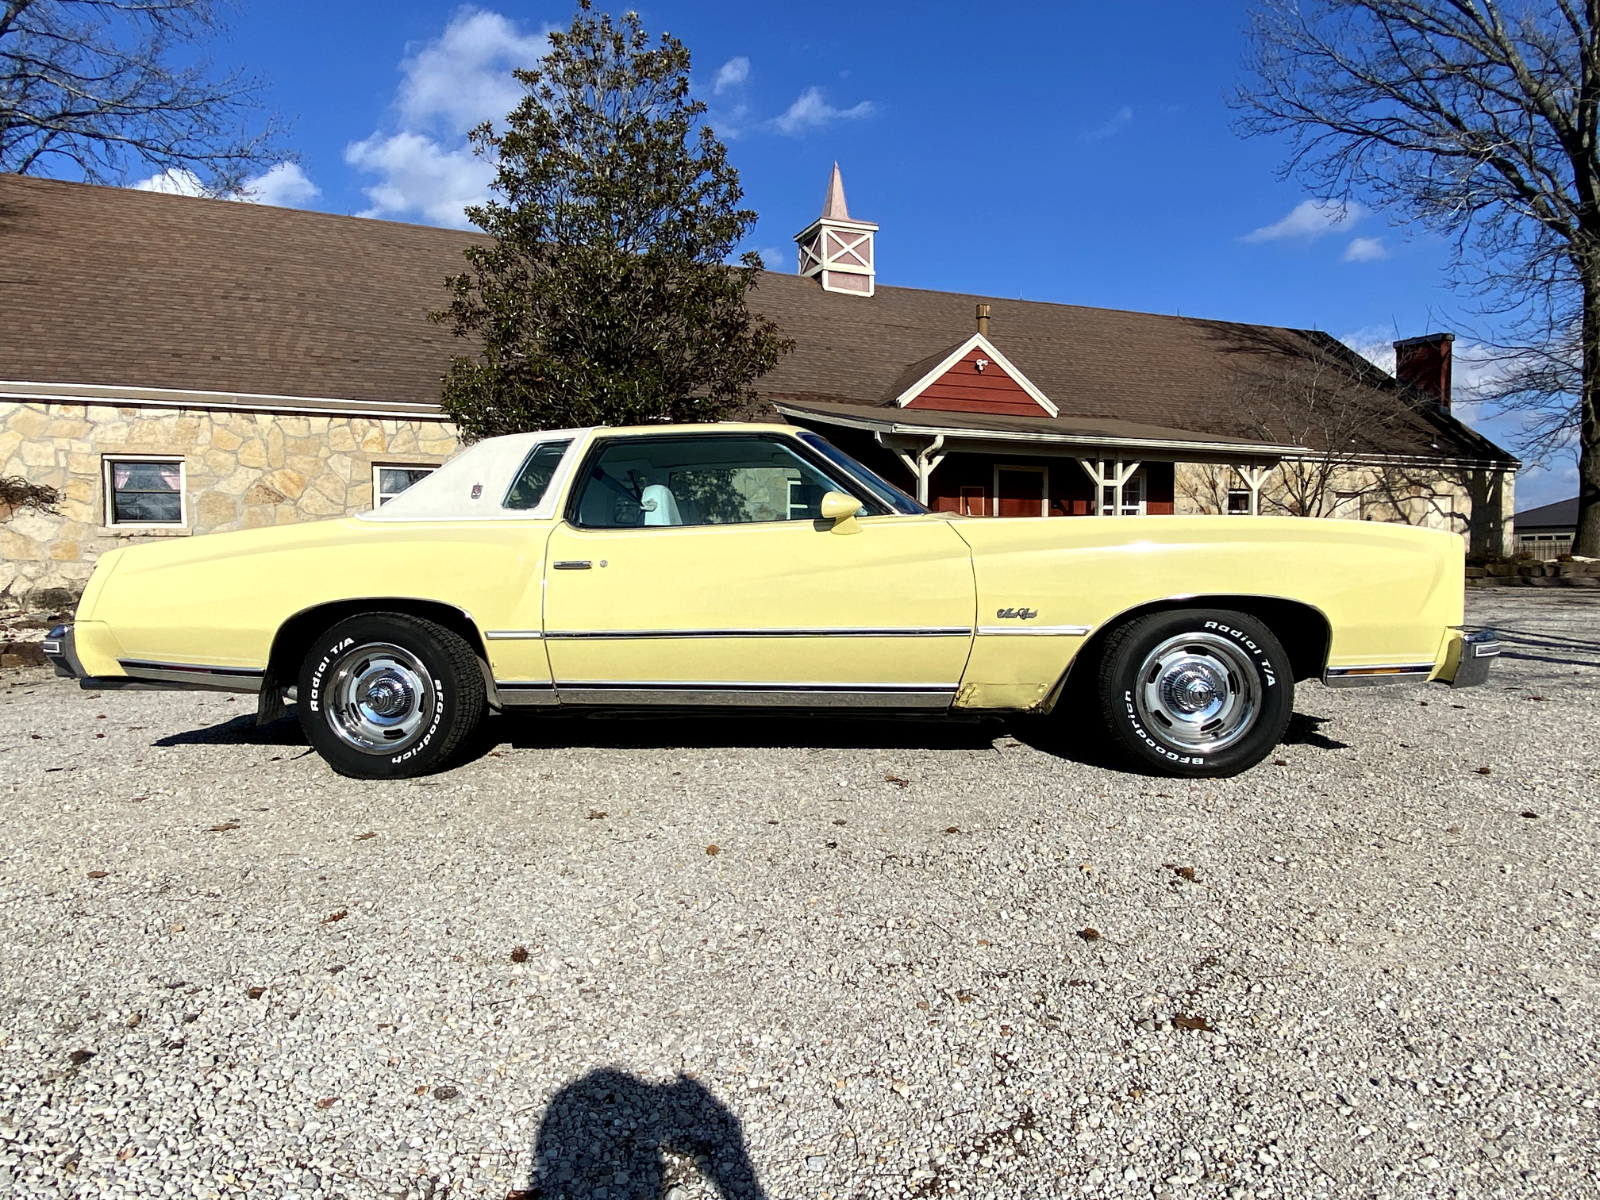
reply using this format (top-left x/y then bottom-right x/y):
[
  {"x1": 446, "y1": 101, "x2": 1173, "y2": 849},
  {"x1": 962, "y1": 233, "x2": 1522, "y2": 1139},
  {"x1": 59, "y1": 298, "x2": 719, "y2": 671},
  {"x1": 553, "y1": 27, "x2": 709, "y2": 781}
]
[
  {"x1": 103, "y1": 454, "x2": 186, "y2": 529},
  {"x1": 959, "y1": 485, "x2": 986, "y2": 517},
  {"x1": 1094, "y1": 468, "x2": 1146, "y2": 516},
  {"x1": 373, "y1": 463, "x2": 439, "y2": 507},
  {"x1": 1227, "y1": 488, "x2": 1252, "y2": 515},
  {"x1": 993, "y1": 464, "x2": 1049, "y2": 517}
]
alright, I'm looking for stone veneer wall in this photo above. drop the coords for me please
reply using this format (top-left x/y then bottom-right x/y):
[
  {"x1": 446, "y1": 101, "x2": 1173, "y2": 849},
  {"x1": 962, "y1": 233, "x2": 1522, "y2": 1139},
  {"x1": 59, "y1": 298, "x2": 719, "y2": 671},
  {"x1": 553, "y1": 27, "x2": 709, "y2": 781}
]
[
  {"x1": 0, "y1": 401, "x2": 459, "y2": 612},
  {"x1": 1172, "y1": 461, "x2": 1515, "y2": 557}
]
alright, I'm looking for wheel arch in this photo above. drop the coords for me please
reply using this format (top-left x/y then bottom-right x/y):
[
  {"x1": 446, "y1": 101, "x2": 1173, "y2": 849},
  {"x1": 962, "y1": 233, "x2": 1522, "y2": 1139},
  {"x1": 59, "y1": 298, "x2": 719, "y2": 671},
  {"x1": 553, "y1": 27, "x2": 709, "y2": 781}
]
[
  {"x1": 258, "y1": 598, "x2": 495, "y2": 723},
  {"x1": 1046, "y1": 593, "x2": 1331, "y2": 712}
]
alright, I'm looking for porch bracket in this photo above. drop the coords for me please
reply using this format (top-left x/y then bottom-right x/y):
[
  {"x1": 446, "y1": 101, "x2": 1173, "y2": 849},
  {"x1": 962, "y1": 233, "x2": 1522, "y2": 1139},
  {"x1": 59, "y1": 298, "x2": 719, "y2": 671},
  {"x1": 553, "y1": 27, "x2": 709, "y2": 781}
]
[
  {"x1": 1076, "y1": 457, "x2": 1142, "y2": 516},
  {"x1": 879, "y1": 432, "x2": 946, "y2": 505},
  {"x1": 1236, "y1": 464, "x2": 1272, "y2": 516}
]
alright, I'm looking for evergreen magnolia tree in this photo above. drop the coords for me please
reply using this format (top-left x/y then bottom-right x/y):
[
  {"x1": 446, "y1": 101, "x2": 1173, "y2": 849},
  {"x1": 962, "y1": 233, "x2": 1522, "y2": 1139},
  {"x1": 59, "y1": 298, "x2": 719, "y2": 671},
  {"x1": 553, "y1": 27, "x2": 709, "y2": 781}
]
[{"x1": 433, "y1": 2, "x2": 793, "y2": 439}]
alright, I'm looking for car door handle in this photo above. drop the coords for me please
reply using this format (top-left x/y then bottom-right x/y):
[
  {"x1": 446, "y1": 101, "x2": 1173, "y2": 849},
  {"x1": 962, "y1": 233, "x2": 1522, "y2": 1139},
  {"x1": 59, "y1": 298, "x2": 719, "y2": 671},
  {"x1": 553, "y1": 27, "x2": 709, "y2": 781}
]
[{"x1": 553, "y1": 560, "x2": 592, "y2": 570}]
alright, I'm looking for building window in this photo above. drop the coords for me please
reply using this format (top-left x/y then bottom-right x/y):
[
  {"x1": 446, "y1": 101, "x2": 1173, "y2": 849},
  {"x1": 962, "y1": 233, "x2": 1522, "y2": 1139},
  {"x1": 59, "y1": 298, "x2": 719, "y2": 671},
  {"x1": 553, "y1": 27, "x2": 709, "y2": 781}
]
[
  {"x1": 960, "y1": 486, "x2": 986, "y2": 516},
  {"x1": 1227, "y1": 488, "x2": 1252, "y2": 515},
  {"x1": 374, "y1": 465, "x2": 437, "y2": 506},
  {"x1": 1098, "y1": 470, "x2": 1145, "y2": 516},
  {"x1": 104, "y1": 456, "x2": 184, "y2": 526}
]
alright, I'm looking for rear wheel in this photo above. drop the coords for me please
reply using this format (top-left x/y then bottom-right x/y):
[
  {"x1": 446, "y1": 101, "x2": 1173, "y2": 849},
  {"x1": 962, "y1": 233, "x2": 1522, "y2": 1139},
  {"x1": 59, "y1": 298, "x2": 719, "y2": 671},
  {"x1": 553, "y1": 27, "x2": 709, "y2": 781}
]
[
  {"x1": 1097, "y1": 608, "x2": 1292, "y2": 777},
  {"x1": 297, "y1": 613, "x2": 485, "y2": 779}
]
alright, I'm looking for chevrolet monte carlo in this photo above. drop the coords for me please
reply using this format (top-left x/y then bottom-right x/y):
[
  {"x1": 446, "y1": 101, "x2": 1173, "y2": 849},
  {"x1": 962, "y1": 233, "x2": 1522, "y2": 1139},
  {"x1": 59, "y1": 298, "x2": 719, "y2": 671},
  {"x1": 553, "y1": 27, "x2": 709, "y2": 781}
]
[{"x1": 45, "y1": 424, "x2": 1499, "y2": 779}]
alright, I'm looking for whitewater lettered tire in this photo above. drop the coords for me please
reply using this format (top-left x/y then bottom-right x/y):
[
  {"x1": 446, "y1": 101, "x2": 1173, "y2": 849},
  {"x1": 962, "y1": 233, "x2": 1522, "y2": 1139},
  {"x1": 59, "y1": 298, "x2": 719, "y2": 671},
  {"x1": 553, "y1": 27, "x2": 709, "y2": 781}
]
[
  {"x1": 1097, "y1": 608, "x2": 1293, "y2": 778},
  {"x1": 298, "y1": 613, "x2": 485, "y2": 780}
]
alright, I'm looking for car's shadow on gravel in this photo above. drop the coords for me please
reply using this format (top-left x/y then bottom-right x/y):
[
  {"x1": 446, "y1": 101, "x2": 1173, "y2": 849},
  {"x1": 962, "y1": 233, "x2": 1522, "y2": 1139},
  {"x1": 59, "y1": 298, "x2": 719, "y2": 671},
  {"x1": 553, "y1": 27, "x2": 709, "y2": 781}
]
[
  {"x1": 482, "y1": 711, "x2": 1008, "y2": 754},
  {"x1": 511, "y1": 1068, "x2": 768, "y2": 1199},
  {"x1": 153, "y1": 712, "x2": 306, "y2": 747}
]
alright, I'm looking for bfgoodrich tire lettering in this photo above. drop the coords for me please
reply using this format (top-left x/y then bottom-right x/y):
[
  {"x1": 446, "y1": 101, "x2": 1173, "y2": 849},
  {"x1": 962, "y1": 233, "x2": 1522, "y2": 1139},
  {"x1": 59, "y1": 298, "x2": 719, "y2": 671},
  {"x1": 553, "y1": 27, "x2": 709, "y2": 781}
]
[
  {"x1": 1096, "y1": 608, "x2": 1293, "y2": 778},
  {"x1": 298, "y1": 613, "x2": 486, "y2": 780}
]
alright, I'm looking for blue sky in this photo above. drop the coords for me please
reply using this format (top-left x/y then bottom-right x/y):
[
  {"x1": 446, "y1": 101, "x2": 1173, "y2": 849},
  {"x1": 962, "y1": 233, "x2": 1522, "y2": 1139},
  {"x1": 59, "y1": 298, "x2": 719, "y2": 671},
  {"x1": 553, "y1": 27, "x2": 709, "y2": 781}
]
[{"x1": 168, "y1": 0, "x2": 1571, "y2": 506}]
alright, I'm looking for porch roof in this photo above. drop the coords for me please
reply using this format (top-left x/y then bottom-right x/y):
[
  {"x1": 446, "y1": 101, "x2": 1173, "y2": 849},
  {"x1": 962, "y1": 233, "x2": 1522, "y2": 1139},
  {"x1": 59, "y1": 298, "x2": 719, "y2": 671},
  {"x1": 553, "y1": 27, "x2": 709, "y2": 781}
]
[{"x1": 774, "y1": 397, "x2": 1308, "y2": 460}]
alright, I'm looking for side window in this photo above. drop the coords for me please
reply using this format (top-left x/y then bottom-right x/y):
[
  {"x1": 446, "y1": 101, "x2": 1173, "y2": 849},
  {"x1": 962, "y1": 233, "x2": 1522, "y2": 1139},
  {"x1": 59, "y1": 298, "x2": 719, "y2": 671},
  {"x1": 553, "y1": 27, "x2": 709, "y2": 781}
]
[
  {"x1": 573, "y1": 437, "x2": 850, "y2": 529},
  {"x1": 504, "y1": 440, "x2": 572, "y2": 510}
]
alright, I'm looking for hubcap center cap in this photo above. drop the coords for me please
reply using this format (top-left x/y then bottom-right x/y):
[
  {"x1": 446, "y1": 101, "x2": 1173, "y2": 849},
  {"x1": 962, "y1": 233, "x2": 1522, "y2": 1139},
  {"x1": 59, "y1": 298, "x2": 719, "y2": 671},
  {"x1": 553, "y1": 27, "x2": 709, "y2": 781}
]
[
  {"x1": 1160, "y1": 663, "x2": 1226, "y2": 716},
  {"x1": 362, "y1": 675, "x2": 412, "y2": 718}
]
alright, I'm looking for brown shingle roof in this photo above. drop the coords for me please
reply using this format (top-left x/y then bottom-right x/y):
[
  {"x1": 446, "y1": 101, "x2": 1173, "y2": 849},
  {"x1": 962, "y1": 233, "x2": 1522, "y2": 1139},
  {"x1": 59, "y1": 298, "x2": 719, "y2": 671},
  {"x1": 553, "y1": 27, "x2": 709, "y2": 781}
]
[
  {"x1": 0, "y1": 174, "x2": 1515, "y2": 465},
  {"x1": 1, "y1": 173, "x2": 479, "y2": 407}
]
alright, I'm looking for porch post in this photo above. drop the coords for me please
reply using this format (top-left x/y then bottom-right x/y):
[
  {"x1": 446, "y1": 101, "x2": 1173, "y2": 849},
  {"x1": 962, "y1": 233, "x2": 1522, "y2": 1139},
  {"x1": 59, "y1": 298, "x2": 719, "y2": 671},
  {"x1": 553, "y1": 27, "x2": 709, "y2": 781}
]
[
  {"x1": 1077, "y1": 458, "x2": 1109, "y2": 515},
  {"x1": 1237, "y1": 464, "x2": 1271, "y2": 516},
  {"x1": 882, "y1": 433, "x2": 946, "y2": 505}
]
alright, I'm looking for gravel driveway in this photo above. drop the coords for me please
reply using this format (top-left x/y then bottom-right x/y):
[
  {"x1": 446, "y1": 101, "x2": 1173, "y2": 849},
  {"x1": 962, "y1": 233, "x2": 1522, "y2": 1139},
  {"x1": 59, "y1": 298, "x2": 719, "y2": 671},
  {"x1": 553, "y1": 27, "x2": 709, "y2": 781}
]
[{"x1": 1, "y1": 591, "x2": 1597, "y2": 1200}]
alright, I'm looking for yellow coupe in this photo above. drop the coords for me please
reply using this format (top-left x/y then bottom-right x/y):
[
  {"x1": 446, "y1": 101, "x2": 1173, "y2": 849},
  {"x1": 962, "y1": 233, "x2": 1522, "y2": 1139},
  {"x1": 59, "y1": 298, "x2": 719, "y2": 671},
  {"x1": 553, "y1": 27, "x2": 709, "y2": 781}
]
[{"x1": 44, "y1": 425, "x2": 1499, "y2": 779}]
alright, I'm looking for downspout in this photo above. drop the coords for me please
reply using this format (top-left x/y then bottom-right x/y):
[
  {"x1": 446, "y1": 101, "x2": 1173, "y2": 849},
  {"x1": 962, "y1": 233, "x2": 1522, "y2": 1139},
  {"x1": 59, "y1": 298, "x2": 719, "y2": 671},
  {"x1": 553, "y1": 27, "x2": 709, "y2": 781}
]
[{"x1": 878, "y1": 432, "x2": 947, "y2": 506}]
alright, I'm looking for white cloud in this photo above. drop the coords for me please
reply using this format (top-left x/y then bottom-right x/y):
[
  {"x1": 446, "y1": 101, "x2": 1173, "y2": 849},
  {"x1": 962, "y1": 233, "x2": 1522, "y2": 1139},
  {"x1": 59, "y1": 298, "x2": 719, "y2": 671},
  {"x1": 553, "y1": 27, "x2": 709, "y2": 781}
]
[
  {"x1": 344, "y1": 132, "x2": 493, "y2": 229},
  {"x1": 1082, "y1": 105, "x2": 1132, "y2": 141},
  {"x1": 712, "y1": 56, "x2": 749, "y2": 96},
  {"x1": 133, "y1": 167, "x2": 209, "y2": 197},
  {"x1": 1244, "y1": 199, "x2": 1363, "y2": 243},
  {"x1": 346, "y1": 7, "x2": 549, "y2": 227},
  {"x1": 1343, "y1": 236, "x2": 1389, "y2": 263},
  {"x1": 744, "y1": 244, "x2": 786, "y2": 270},
  {"x1": 1340, "y1": 326, "x2": 1397, "y2": 374},
  {"x1": 240, "y1": 162, "x2": 320, "y2": 207},
  {"x1": 132, "y1": 161, "x2": 320, "y2": 208},
  {"x1": 771, "y1": 87, "x2": 875, "y2": 136}
]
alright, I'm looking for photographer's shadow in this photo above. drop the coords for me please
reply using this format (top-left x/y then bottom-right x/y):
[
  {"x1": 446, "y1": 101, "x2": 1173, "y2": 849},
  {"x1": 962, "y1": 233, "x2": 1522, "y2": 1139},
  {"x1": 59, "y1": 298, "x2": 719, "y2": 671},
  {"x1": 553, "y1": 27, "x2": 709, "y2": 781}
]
[{"x1": 519, "y1": 1069, "x2": 768, "y2": 1199}]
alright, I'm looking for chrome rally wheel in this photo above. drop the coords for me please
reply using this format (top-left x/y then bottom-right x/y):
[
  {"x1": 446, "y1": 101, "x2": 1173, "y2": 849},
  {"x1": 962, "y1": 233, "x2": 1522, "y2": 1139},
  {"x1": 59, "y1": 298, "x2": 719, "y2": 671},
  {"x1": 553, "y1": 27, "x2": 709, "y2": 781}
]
[
  {"x1": 298, "y1": 614, "x2": 486, "y2": 779},
  {"x1": 323, "y1": 642, "x2": 436, "y2": 755},
  {"x1": 1097, "y1": 608, "x2": 1293, "y2": 778},
  {"x1": 1133, "y1": 632, "x2": 1260, "y2": 754}
]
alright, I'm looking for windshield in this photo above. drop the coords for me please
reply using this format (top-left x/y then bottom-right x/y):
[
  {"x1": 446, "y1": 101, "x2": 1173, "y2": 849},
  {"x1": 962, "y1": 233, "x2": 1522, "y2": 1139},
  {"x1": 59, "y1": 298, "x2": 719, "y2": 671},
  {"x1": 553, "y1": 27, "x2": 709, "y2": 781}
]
[{"x1": 797, "y1": 432, "x2": 926, "y2": 515}]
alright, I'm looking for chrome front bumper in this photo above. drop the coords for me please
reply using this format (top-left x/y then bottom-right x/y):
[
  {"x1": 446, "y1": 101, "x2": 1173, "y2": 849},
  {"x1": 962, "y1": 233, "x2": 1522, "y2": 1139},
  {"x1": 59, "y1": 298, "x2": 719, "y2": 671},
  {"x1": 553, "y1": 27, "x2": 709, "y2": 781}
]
[
  {"x1": 1323, "y1": 627, "x2": 1500, "y2": 689},
  {"x1": 1444, "y1": 627, "x2": 1501, "y2": 688}
]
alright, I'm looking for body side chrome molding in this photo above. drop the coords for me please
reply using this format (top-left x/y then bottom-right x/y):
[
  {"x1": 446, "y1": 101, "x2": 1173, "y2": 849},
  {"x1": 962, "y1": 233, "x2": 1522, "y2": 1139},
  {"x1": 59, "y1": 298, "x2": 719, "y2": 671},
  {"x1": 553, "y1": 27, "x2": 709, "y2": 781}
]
[
  {"x1": 493, "y1": 680, "x2": 560, "y2": 707},
  {"x1": 485, "y1": 630, "x2": 544, "y2": 640},
  {"x1": 554, "y1": 680, "x2": 956, "y2": 709},
  {"x1": 544, "y1": 626, "x2": 972, "y2": 640},
  {"x1": 114, "y1": 659, "x2": 266, "y2": 694},
  {"x1": 1323, "y1": 663, "x2": 1436, "y2": 688},
  {"x1": 975, "y1": 625, "x2": 1092, "y2": 637}
]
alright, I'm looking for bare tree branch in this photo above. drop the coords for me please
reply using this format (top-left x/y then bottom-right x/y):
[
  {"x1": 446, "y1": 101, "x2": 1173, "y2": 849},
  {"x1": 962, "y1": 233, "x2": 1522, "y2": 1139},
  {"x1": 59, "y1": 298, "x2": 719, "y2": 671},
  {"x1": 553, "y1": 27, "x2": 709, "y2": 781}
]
[
  {"x1": 1236, "y1": 0, "x2": 1600, "y2": 553},
  {"x1": 0, "y1": 0, "x2": 288, "y2": 192}
]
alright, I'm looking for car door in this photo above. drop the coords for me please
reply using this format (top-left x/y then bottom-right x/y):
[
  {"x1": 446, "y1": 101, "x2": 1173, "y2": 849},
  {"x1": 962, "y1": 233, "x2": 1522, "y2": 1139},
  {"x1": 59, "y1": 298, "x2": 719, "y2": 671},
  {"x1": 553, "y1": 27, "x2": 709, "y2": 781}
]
[{"x1": 541, "y1": 432, "x2": 975, "y2": 707}]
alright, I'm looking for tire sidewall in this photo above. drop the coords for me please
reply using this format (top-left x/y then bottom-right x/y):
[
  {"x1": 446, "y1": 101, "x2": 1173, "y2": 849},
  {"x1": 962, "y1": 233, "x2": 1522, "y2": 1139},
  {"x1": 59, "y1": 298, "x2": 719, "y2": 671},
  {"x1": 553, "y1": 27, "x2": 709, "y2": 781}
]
[
  {"x1": 1103, "y1": 609, "x2": 1293, "y2": 777},
  {"x1": 298, "y1": 616, "x2": 468, "y2": 779}
]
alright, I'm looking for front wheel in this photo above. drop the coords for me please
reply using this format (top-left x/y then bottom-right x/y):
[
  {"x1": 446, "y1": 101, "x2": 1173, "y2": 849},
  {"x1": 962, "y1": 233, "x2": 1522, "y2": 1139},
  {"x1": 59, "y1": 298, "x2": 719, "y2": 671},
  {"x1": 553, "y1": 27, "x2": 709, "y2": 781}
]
[
  {"x1": 1096, "y1": 608, "x2": 1293, "y2": 778},
  {"x1": 298, "y1": 613, "x2": 486, "y2": 779}
]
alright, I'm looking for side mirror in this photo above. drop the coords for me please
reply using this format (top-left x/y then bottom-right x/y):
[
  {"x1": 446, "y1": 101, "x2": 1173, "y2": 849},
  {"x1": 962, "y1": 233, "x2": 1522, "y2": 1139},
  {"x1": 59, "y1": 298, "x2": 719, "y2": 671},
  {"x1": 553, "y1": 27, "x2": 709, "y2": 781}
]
[{"x1": 820, "y1": 490, "x2": 863, "y2": 534}]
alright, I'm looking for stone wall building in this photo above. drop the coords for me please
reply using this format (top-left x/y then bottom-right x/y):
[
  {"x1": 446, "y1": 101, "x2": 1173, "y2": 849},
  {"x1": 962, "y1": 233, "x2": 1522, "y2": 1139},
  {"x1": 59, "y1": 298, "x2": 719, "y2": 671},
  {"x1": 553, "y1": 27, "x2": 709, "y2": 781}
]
[{"x1": 0, "y1": 170, "x2": 1518, "y2": 614}]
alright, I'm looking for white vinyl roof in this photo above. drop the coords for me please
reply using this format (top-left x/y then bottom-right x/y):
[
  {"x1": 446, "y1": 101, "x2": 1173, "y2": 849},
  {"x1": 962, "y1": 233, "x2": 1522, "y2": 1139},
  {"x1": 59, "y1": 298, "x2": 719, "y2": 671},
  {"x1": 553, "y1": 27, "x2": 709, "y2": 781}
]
[{"x1": 357, "y1": 429, "x2": 591, "y2": 521}]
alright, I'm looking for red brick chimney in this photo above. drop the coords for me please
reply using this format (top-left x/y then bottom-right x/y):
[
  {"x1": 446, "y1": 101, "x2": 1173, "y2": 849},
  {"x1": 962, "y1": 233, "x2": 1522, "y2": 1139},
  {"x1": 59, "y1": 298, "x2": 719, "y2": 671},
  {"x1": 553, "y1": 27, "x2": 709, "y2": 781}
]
[{"x1": 1393, "y1": 332, "x2": 1454, "y2": 411}]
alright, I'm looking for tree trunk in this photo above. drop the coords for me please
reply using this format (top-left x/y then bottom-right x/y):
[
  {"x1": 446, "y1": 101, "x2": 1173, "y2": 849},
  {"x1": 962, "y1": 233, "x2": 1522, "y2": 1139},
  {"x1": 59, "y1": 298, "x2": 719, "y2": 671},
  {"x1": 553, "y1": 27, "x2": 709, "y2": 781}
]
[{"x1": 1579, "y1": 271, "x2": 1600, "y2": 557}]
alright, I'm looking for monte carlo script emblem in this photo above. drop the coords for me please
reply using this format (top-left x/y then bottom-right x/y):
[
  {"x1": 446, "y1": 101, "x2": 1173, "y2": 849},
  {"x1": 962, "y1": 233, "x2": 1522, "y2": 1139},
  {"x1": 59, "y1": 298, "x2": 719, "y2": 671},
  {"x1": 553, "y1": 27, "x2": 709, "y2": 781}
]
[{"x1": 995, "y1": 607, "x2": 1038, "y2": 620}]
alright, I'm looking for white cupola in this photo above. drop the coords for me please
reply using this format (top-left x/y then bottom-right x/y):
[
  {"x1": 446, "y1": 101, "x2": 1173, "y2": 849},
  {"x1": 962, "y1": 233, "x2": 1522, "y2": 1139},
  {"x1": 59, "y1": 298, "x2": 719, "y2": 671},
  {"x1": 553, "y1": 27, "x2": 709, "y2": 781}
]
[{"x1": 794, "y1": 163, "x2": 877, "y2": 297}]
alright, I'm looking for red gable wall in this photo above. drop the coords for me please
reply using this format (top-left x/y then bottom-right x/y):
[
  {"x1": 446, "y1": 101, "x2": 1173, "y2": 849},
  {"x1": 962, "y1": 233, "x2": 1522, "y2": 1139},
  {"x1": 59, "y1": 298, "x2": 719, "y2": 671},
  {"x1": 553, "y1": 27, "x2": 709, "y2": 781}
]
[{"x1": 902, "y1": 347, "x2": 1052, "y2": 417}]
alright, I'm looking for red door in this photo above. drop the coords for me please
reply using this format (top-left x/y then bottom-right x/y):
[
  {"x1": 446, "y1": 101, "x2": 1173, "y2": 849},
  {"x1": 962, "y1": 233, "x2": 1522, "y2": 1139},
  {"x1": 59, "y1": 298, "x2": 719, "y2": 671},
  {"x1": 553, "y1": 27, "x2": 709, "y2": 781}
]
[{"x1": 995, "y1": 467, "x2": 1046, "y2": 517}]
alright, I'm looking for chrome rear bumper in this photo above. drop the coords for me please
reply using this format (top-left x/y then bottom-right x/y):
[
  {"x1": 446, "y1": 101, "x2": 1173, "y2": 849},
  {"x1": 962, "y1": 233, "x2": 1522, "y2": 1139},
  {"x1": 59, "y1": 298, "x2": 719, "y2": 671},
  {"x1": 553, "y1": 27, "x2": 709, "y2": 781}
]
[
  {"x1": 42, "y1": 624, "x2": 84, "y2": 680},
  {"x1": 41, "y1": 623, "x2": 264, "y2": 693}
]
